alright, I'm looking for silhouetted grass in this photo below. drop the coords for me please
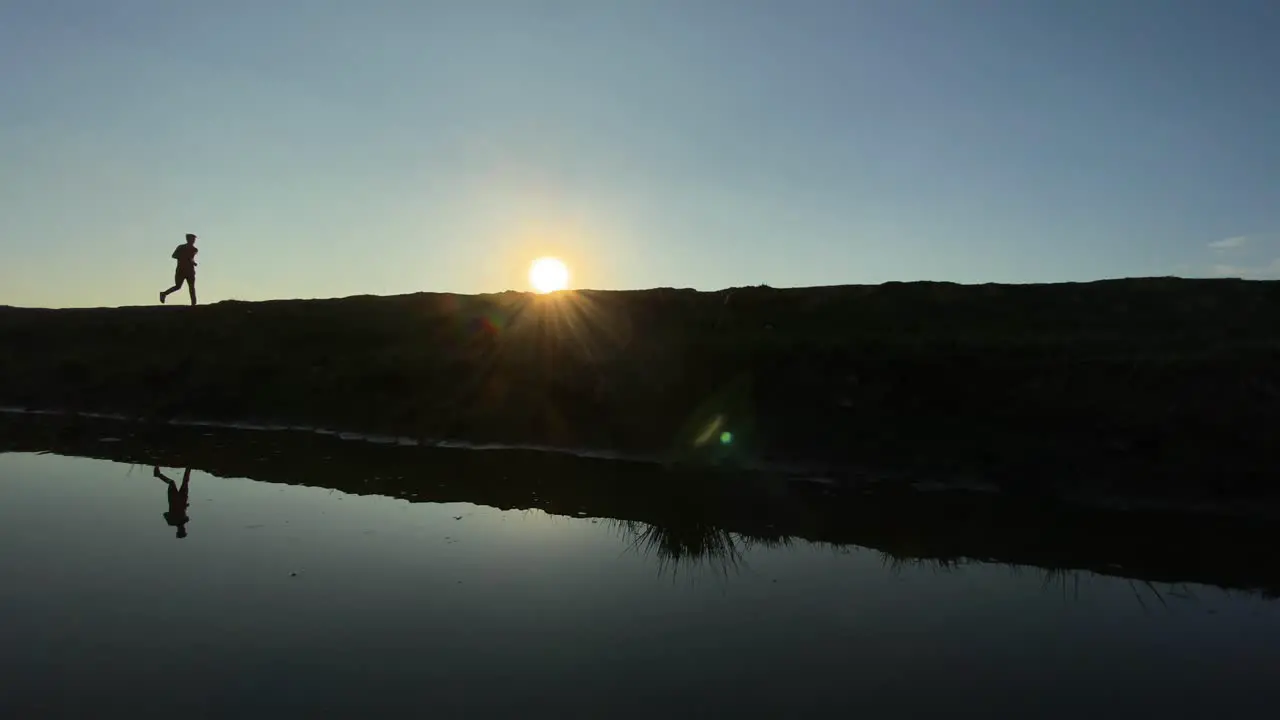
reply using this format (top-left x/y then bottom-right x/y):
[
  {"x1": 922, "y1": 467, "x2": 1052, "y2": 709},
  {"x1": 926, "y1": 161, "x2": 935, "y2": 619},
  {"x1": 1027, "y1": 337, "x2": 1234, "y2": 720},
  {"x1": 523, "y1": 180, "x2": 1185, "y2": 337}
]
[
  {"x1": 610, "y1": 520, "x2": 797, "y2": 579},
  {"x1": 616, "y1": 517, "x2": 1240, "y2": 607},
  {"x1": 875, "y1": 552, "x2": 1230, "y2": 609},
  {"x1": 612, "y1": 519, "x2": 746, "y2": 579}
]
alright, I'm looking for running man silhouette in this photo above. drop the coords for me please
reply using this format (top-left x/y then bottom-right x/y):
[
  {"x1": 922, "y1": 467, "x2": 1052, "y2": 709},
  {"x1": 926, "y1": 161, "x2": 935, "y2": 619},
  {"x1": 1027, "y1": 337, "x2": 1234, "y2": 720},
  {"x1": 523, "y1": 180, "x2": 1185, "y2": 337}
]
[
  {"x1": 160, "y1": 233, "x2": 199, "y2": 305},
  {"x1": 153, "y1": 466, "x2": 193, "y2": 539}
]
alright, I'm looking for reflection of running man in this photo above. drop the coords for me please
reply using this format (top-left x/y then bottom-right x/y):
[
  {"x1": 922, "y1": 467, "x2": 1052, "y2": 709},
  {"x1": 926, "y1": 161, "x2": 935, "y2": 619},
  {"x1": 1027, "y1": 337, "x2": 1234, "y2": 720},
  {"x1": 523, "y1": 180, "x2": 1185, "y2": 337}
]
[
  {"x1": 160, "y1": 233, "x2": 199, "y2": 306},
  {"x1": 153, "y1": 466, "x2": 192, "y2": 539}
]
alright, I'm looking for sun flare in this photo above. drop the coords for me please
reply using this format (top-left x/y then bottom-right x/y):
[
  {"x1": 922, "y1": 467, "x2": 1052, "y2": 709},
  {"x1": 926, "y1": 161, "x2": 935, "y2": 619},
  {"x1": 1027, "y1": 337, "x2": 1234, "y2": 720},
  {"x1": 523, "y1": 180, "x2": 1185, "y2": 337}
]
[{"x1": 529, "y1": 257, "x2": 570, "y2": 293}]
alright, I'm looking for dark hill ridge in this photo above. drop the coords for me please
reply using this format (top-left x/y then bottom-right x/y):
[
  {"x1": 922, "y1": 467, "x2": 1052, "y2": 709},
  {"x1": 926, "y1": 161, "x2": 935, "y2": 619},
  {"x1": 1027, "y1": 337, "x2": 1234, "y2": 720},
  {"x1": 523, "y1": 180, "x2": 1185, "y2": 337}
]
[{"x1": 2, "y1": 277, "x2": 1278, "y2": 498}]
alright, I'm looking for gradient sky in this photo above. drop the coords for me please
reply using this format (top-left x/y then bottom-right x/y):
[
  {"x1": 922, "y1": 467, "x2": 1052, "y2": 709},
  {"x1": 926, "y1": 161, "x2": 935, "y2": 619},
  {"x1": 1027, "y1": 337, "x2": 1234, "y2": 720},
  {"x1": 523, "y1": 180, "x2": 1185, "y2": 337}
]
[{"x1": 3, "y1": 0, "x2": 1279, "y2": 307}]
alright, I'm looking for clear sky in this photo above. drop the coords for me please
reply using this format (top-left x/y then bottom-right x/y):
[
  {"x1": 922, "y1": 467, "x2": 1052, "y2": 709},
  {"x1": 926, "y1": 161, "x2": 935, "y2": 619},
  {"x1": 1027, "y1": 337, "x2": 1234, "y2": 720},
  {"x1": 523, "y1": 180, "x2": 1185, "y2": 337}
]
[{"x1": 3, "y1": 0, "x2": 1278, "y2": 307}]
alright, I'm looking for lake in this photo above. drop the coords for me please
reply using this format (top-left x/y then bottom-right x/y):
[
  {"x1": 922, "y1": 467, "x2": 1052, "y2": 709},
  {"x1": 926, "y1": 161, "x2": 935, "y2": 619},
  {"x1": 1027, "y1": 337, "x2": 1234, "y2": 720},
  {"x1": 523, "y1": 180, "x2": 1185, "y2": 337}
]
[{"x1": 2, "y1": 423, "x2": 1279, "y2": 718}]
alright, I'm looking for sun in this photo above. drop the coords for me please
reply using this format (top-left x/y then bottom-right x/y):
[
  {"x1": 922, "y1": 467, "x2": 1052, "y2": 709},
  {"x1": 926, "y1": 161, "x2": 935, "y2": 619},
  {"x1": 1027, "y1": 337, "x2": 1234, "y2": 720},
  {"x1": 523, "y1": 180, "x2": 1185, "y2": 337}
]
[{"x1": 529, "y1": 256, "x2": 570, "y2": 293}]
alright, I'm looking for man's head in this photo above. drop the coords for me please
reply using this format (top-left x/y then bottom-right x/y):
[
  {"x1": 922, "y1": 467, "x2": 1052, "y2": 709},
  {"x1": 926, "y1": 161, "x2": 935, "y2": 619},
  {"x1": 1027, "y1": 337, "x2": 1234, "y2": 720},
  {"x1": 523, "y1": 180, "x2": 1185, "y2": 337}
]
[{"x1": 185, "y1": 233, "x2": 197, "y2": 245}]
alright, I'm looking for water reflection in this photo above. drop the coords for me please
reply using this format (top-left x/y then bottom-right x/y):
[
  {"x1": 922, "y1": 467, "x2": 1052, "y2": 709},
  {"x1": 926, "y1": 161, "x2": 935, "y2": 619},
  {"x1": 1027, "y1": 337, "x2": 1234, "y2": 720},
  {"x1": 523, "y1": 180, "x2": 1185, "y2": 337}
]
[
  {"x1": 2, "y1": 412, "x2": 1280, "y2": 599},
  {"x1": 613, "y1": 519, "x2": 745, "y2": 579},
  {"x1": 611, "y1": 519, "x2": 802, "y2": 581},
  {"x1": 4, "y1": 424, "x2": 1280, "y2": 717},
  {"x1": 877, "y1": 551, "x2": 1196, "y2": 613},
  {"x1": 612, "y1": 516, "x2": 1215, "y2": 613},
  {"x1": 154, "y1": 466, "x2": 192, "y2": 538}
]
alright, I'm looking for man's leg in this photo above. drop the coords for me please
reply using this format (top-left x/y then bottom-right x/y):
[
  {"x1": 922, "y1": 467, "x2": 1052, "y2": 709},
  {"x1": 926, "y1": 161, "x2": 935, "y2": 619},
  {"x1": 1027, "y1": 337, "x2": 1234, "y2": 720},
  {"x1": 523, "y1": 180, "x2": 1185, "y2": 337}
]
[
  {"x1": 187, "y1": 274, "x2": 197, "y2": 305},
  {"x1": 161, "y1": 272, "x2": 184, "y2": 303},
  {"x1": 153, "y1": 466, "x2": 176, "y2": 488}
]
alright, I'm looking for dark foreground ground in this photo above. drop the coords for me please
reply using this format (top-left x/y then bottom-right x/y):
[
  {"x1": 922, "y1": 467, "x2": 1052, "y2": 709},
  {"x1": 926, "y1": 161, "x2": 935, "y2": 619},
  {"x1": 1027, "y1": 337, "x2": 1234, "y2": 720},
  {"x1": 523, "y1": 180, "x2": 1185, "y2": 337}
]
[
  {"x1": 2, "y1": 413, "x2": 1277, "y2": 597},
  {"x1": 2, "y1": 278, "x2": 1278, "y2": 500}
]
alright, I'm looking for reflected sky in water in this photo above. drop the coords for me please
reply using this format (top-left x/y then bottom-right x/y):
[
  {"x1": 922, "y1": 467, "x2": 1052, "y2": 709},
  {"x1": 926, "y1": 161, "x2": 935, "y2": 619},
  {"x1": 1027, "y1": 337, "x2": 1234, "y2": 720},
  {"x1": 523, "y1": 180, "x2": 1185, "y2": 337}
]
[{"x1": 2, "y1": 451, "x2": 1278, "y2": 718}]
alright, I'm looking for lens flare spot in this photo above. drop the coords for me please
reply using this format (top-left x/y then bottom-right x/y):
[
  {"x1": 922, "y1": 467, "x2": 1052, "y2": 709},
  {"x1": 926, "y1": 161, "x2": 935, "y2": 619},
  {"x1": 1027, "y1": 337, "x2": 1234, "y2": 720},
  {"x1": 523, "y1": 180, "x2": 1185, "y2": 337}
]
[
  {"x1": 694, "y1": 414, "x2": 725, "y2": 447},
  {"x1": 719, "y1": 431, "x2": 733, "y2": 445}
]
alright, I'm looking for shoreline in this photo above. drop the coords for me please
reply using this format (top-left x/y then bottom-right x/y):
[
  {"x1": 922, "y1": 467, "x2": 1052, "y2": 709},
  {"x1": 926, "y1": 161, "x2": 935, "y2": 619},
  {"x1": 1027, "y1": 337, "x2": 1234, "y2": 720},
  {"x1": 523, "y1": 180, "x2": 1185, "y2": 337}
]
[
  {"x1": 3, "y1": 278, "x2": 1279, "y2": 500},
  {"x1": 3, "y1": 406, "x2": 1276, "y2": 523}
]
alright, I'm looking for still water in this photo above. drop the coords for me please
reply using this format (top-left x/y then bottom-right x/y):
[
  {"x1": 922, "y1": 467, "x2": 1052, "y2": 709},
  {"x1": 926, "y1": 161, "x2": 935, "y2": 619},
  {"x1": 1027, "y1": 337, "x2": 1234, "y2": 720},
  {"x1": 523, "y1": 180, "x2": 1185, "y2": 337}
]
[{"x1": 1, "y1": 449, "x2": 1278, "y2": 719}]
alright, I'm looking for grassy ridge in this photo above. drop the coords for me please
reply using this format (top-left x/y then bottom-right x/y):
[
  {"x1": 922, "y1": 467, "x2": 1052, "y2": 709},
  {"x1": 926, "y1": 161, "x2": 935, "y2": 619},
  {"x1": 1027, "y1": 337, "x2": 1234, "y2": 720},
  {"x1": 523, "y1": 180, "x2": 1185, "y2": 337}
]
[{"x1": 2, "y1": 277, "x2": 1279, "y2": 496}]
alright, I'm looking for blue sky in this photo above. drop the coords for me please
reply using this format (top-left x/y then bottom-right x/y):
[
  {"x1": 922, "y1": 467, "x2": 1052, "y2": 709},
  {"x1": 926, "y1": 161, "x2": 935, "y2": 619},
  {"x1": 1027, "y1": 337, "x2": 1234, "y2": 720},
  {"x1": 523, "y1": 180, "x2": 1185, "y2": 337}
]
[{"x1": 2, "y1": 0, "x2": 1278, "y2": 307}]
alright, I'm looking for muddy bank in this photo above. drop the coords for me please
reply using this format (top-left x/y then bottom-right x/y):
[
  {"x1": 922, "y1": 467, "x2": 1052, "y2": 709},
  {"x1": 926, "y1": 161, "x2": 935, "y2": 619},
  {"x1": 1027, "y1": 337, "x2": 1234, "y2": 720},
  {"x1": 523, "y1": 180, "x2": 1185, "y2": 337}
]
[
  {"x1": 2, "y1": 414, "x2": 1278, "y2": 597},
  {"x1": 2, "y1": 278, "x2": 1279, "y2": 497}
]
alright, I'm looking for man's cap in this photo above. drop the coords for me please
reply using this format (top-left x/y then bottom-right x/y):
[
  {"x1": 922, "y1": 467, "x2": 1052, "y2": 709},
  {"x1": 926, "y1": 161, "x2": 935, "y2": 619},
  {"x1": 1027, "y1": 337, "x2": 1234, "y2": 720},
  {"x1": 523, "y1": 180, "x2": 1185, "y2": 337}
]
[{"x1": 185, "y1": 233, "x2": 197, "y2": 240}]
